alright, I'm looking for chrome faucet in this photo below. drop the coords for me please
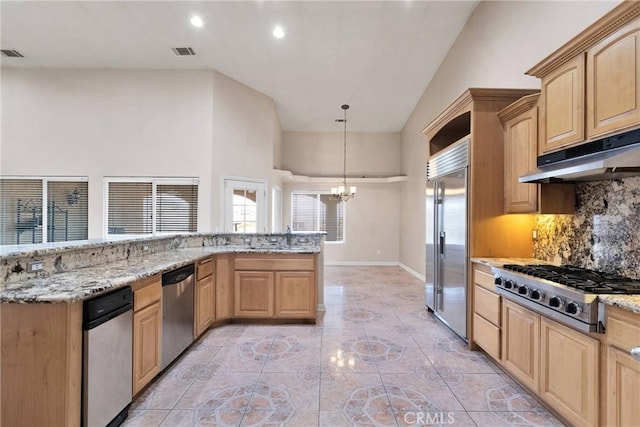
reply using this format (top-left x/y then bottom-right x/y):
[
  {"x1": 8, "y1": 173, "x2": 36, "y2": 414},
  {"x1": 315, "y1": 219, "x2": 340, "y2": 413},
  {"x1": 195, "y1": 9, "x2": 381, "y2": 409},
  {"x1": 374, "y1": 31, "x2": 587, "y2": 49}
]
[{"x1": 285, "y1": 226, "x2": 292, "y2": 246}]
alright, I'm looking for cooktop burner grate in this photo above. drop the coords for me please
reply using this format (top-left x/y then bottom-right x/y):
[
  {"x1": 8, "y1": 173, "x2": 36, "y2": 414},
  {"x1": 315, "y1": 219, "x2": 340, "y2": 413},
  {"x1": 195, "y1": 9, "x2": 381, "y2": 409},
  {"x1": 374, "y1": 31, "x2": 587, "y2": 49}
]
[{"x1": 501, "y1": 264, "x2": 640, "y2": 295}]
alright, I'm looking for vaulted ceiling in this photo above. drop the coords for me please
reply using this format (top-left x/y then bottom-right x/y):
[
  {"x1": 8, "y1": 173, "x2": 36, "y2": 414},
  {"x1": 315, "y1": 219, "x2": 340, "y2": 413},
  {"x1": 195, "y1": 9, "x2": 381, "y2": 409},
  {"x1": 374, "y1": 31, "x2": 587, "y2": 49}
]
[{"x1": 1, "y1": 1, "x2": 479, "y2": 132}]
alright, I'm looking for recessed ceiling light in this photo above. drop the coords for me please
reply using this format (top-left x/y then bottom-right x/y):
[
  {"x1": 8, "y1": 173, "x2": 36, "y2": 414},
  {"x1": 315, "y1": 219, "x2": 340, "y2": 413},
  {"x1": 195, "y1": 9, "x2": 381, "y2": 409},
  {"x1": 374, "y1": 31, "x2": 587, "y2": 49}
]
[
  {"x1": 190, "y1": 15, "x2": 204, "y2": 28},
  {"x1": 273, "y1": 26, "x2": 285, "y2": 39}
]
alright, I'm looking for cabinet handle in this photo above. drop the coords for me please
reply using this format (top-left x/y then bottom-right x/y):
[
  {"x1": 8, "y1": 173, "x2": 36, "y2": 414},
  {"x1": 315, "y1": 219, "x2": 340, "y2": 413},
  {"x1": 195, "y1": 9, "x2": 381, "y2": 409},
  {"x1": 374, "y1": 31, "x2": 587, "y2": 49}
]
[{"x1": 632, "y1": 347, "x2": 640, "y2": 363}]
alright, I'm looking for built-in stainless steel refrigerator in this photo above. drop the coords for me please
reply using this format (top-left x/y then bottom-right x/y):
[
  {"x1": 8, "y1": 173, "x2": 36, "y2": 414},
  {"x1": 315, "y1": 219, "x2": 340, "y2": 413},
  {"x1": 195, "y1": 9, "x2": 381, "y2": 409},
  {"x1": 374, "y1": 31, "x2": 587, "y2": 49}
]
[{"x1": 425, "y1": 139, "x2": 469, "y2": 340}]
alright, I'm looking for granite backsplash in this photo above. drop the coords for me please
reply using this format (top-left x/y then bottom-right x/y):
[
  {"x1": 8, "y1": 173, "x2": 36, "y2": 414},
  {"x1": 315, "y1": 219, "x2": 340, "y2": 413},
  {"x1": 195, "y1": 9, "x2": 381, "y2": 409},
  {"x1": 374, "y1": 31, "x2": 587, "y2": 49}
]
[{"x1": 533, "y1": 176, "x2": 640, "y2": 279}]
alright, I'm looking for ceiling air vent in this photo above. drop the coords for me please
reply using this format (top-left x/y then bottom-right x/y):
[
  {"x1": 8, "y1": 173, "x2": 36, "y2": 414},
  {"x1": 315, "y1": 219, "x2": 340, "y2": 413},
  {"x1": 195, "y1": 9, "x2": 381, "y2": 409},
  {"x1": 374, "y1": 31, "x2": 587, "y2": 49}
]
[
  {"x1": 1, "y1": 49, "x2": 24, "y2": 58},
  {"x1": 171, "y1": 47, "x2": 196, "y2": 56}
]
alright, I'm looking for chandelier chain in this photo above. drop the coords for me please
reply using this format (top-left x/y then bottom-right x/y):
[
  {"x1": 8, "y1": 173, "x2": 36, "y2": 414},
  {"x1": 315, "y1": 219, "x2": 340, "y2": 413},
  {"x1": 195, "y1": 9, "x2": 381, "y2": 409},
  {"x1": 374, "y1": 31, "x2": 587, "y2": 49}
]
[
  {"x1": 342, "y1": 106, "x2": 347, "y2": 185},
  {"x1": 330, "y1": 104, "x2": 356, "y2": 202}
]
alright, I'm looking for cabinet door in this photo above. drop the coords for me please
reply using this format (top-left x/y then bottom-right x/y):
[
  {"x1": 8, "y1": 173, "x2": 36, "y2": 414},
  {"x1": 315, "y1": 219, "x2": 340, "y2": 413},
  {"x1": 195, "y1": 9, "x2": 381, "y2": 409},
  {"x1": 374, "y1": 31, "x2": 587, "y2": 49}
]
[
  {"x1": 539, "y1": 55, "x2": 585, "y2": 154},
  {"x1": 587, "y1": 17, "x2": 640, "y2": 138},
  {"x1": 505, "y1": 106, "x2": 538, "y2": 213},
  {"x1": 133, "y1": 301, "x2": 162, "y2": 395},
  {"x1": 195, "y1": 276, "x2": 214, "y2": 338},
  {"x1": 216, "y1": 256, "x2": 233, "y2": 320},
  {"x1": 234, "y1": 271, "x2": 274, "y2": 318},
  {"x1": 607, "y1": 346, "x2": 640, "y2": 426},
  {"x1": 501, "y1": 300, "x2": 539, "y2": 392},
  {"x1": 275, "y1": 271, "x2": 316, "y2": 319},
  {"x1": 540, "y1": 317, "x2": 599, "y2": 427}
]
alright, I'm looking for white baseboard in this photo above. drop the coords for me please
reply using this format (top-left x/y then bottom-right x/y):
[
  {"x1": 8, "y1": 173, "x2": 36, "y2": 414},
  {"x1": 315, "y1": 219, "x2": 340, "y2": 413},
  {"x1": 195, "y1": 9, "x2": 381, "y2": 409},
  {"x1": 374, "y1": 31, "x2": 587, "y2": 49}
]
[
  {"x1": 323, "y1": 261, "x2": 426, "y2": 282},
  {"x1": 399, "y1": 263, "x2": 426, "y2": 282},
  {"x1": 324, "y1": 261, "x2": 399, "y2": 266}
]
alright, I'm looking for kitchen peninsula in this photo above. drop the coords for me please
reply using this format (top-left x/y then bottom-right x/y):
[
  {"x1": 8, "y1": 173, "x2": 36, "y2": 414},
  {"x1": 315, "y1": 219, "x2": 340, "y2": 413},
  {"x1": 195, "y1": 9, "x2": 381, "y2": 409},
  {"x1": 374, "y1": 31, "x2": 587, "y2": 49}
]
[{"x1": 0, "y1": 232, "x2": 324, "y2": 427}]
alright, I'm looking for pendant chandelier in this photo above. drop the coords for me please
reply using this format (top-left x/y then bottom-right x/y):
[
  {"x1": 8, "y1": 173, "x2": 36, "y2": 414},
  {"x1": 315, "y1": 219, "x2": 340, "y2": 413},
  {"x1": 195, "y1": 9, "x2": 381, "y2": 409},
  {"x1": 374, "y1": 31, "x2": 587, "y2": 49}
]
[{"x1": 330, "y1": 104, "x2": 356, "y2": 202}]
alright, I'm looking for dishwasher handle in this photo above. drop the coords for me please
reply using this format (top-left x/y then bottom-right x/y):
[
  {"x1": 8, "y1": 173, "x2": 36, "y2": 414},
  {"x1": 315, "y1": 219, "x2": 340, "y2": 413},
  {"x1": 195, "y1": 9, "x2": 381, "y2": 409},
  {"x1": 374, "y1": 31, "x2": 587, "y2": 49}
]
[
  {"x1": 83, "y1": 303, "x2": 132, "y2": 330},
  {"x1": 162, "y1": 264, "x2": 195, "y2": 286}
]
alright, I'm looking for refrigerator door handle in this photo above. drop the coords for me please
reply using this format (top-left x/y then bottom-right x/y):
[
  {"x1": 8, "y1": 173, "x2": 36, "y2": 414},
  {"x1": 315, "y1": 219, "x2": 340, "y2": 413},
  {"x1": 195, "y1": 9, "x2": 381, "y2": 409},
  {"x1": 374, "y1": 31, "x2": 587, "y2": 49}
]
[{"x1": 439, "y1": 231, "x2": 445, "y2": 256}]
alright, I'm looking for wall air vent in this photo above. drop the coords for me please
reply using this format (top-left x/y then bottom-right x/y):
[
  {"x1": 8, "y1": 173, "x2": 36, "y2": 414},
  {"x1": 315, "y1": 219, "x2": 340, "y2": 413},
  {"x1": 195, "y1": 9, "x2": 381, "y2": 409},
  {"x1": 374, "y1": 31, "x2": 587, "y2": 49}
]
[
  {"x1": 171, "y1": 47, "x2": 196, "y2": 56},
  {"x1": 1, "y1": 49, "x2": 24, "y2": 58}
]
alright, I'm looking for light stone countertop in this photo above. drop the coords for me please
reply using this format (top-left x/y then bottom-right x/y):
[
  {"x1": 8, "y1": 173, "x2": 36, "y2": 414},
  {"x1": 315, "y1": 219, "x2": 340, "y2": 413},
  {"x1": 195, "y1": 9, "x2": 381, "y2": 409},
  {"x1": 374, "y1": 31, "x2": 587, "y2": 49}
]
[
  {"x1": 0, "y1": 246, "x2": 319, "y2": 304},
  {"x1": 598, "y1": 295, "x2": 640, "y2": 314},
  {"x1": 470, "y1": 257, "x2": 552, "y2": 269},
  {"x1": 471, "y1": 257, "x2": 640, "y2": 314}
]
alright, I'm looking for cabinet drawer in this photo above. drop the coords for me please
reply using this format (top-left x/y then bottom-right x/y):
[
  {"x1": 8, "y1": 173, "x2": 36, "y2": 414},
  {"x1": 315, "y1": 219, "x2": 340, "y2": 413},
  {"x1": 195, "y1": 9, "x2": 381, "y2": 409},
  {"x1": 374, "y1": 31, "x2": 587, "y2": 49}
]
[
  {"x1": 197, "y1": 257, "x2": 215, "y2": 280},
  {"x1": 473, "y1": 313, "x2": 500, "y2": 360},
  {"x1": 474, "y1": 285, "x2": 501, "y2": 326},
  {"x1": 134, "y1": 280, "x2": 161, "y2": 311},
  {"x1": 607, "y1": 306, "x2": 640, "y2": 352},
  {"x1": 234, "y1": 256, "x2": 314, "y2": 271},
  {"x1": 474, "y1": 266, "x2": 495, "y2": 292}
]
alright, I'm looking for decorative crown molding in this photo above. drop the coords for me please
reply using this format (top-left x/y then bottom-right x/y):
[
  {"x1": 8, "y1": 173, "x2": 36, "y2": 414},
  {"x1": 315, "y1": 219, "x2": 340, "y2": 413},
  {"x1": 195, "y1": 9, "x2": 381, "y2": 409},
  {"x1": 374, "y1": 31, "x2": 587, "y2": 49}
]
[{"x1": 526, "y1": 1, "x2": 640, "y2": 78}]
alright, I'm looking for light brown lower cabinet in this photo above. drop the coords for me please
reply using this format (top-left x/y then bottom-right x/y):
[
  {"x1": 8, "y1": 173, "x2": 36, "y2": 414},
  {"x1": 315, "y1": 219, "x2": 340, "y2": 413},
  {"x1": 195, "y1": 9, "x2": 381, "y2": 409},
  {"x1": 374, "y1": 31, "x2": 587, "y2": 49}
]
[
  {"x1": 195, "y1": 276, "x2": 214, "y2": 337},
  {"x1": 1, "y1": 301, "x2": 82, "y2": 427},
  {"x1": 274, "y1": 271, "x2": 316, "y2": 318},
  {"x1": 501, "y1": 299, "x2": 540, "y2": 392},
  {"x1": 216, "y1": 255, "x2": 234, "y2": 320},
  {"x1": 605, "y1": 305, "x2": 640, "y2": 426},
  {"x1": 471, "y1": 262, "x2": 501, "y2": 360},
  {"x1": 607, "y1": 346, "x2": 640, "y2": 426},
  {"x1": 500, "y1": 299, "x2": 599, "y2": 426},
  {"x1": 234, "y1": 271, "x2": 274, "y2": 318},
  {"x1": 132, "y1": 275, "x2": 162, "y2": 396},
  {"x1": 195, "y1": 257, "x2": 215, "y2": 337},
  {"x1": 233, "y1": 255, "x2": 317, "y2": 321},
  {"x1": 540, "y1": 317, "x2": 599, "y2": 427}
]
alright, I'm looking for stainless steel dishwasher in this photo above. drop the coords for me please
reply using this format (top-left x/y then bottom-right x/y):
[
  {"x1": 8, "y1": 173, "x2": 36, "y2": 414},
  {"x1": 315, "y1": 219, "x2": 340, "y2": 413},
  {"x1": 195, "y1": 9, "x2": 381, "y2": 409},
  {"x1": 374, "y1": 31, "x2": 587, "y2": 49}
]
[
  {"x1": 162, "y1": 263, "x2": 195, "y2": 369},
  {"x1": 82, "y1": 286, "x2": 133, "y2": 427}
]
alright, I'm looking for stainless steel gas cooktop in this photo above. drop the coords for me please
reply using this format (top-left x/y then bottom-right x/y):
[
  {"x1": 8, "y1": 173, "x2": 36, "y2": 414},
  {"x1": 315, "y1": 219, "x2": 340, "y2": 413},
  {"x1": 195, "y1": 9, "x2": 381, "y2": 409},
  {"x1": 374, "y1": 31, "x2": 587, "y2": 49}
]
[{"x1": 492, "y1": 264, "x2": 640, "y2": 333}]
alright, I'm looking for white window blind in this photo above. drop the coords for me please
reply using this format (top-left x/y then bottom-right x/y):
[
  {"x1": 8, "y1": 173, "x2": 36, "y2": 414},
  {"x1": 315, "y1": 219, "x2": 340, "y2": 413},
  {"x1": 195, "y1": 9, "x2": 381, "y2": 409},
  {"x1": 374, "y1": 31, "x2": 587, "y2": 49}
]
[
  {"x1": 0, "y1": 178, "x2": 88, "y2": 246},
  {"x1": 106, "y1": 179, "x2": 198, "y2": 236},
  {"x1": 47, "y1": 181, "x2": 89, "y2": 242},
  {"x1": 291, "y1": 192, "x2": 344, "y2": 242},
  {"x1": 107, "y1": 182, "x2": 153, "y2": 235},
  {"x1": 156, "y1": 184, "x2": 198, "y2": 232}
]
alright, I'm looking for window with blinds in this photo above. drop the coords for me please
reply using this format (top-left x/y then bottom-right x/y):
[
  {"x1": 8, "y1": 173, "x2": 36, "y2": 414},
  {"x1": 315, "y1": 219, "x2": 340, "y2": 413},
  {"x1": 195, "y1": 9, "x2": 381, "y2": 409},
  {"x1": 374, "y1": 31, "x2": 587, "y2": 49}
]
[
  {"x1": 157, "y1": 184, "x2": 198, "y2": 232},
  {"x1": 291, "y1": 192, "x2": 344, "y2": 242},
  {"x1": 106, "y1": 179, "x2": 198, "y2": 235},
  {"x1": 0, "y1": 178, "x2": 88, "y2": 245}
]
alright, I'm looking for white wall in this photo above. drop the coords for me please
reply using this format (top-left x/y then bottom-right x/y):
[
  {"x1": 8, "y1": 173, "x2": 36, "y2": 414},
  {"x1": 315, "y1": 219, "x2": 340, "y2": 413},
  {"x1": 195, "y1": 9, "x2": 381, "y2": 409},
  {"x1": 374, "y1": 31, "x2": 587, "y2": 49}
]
[
  {"x1": 210, "y1": 71, "x2": 281, "y2": 231},
  {"x1": 282, "y1": 181, "x2": 401, "y2": 264},
  {"x1": 281, "y1": 131, "x2": 401, "y2": 263},
  {"x1": 1, "y1": 69, "x2": 281, "y2": 237},
  {"x1": 399, "y1": 0, "x2": 620, "y2": 276},
  {"x1": 282, "y1": 131, "x2": 400, "y2": 177}
]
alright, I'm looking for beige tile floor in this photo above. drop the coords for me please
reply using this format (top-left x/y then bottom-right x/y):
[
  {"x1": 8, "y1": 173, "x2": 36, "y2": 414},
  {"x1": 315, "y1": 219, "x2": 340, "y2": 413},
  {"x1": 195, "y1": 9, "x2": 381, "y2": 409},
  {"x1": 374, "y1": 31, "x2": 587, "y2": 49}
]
[{"x1": 123, "y1": 266, "x2": 566, "y2": 427}]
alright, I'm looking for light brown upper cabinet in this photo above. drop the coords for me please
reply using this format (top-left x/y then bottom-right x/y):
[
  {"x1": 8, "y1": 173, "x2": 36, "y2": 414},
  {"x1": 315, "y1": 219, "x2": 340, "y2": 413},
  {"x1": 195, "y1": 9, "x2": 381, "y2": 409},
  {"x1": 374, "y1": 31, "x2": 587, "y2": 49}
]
[
  {"x1": 539, "y1": 55, "x2": 585, "y2": 154},
  {"x1": 587, "y1": 16, "x2": 640, "y2": 138},
  {"x1": 423, "y1": 88, "x2": 537, "y2": 259},
  {"x1": 528, "y1": 3, "x2": 640, "y2": 155},
  {"x1": 498, "y1": 93, "x2": 575, "y2": 214}
]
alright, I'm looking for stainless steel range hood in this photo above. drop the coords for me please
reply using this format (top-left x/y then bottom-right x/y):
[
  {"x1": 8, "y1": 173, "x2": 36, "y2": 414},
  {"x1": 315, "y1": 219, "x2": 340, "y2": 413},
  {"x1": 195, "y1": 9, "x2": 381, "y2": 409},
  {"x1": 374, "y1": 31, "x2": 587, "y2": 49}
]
[{"x1": 519, "y1": 128, "x2": 640, "y2": 183}]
